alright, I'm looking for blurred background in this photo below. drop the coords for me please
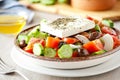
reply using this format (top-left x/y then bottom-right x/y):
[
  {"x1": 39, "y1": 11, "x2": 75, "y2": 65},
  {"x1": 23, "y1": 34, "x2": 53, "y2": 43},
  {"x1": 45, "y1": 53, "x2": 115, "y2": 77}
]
[{"x1": 0, "y1": 0, "x2": 120, "y2": 34}]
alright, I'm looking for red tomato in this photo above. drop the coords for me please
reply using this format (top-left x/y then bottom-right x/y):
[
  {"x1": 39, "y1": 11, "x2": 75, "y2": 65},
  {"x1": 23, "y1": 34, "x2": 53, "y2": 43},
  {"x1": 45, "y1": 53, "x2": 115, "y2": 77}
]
[
  {"x1": 24, "y1": 38, "x2": 42, "y2": 53},
  {"x1": 46, "y1": 37, "x2": 60, "y2": 49},
  {"x1": 28, "y1": 38, "x2": 41, "y2": 44},
  {"x1": 39, "y1": 39, "x2": 45, "y2": 47},
  {"x1": 111, "y1": 35, "x2": 120, "y2": 48},
  {"x1": 72, "y1": 50, "x2": 79, "y2": 57},
  {"x1": 101, "y1": 27, "x2": 117, "y2": 36},
  {"x1": 87, "y1": 16, "x2": 93, "y2": 20},
  {"x1": 24, "y1": 46, "x2": 33, "y2": 53},
  {"x1": 83, "y1": 39, "x2": 103, "y2": 53},
  {"x1": 63, "y1": 38, "x2": 78, "y2": 44}
]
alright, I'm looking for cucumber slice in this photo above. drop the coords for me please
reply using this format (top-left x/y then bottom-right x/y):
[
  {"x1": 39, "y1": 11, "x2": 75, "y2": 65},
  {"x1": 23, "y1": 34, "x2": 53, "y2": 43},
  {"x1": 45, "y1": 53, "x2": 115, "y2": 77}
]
[
  {"x1": 18, "y1": 34, "x2": 29, "y2": 44},
  {"x1": 28, "y1": 26, "x2": 40, "y2": 37},
  {"x1": 92, "y1": 50, "x2": 106, "y2": 55},
  {"x1": 102, "y1": 19, "x2": 114, "y2": 28},
  {"x1": 58, "y1": 44, "x2": 73, "y2": 58},
  {"x1": 39, "y1": 32, "x2": 48, "y2": 39},
  {"x1": 44, "y1": 48, "x2": 56, "y2": 57},
  {"x1": 33, "y1": 43, "x2": 44, "y2": 56},
  {"x1": 95, "y1": 24, "x2": 101, "y2": 33}
]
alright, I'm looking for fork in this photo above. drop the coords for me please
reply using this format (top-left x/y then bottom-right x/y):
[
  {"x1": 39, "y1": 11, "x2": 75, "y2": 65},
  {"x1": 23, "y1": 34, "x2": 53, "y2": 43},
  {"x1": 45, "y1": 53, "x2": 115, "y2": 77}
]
[{"x1": 0, "y1": 58, "x2": 29, "y2": 80}]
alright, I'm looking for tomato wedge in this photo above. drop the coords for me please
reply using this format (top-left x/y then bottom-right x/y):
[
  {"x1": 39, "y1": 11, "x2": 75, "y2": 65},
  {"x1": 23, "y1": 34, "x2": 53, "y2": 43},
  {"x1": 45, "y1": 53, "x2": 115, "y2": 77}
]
[
  {"x1": 39, "y1": 39, "x2": 45, "y2": 47},
  {"x1": 46, "y1": 37, "x2": 60, "y2": 49},
  {"x1": 101, "y1": 26, "x2": 117, "y2": 36},
  {"x1": 72, "y1": 50, "x2": 79, "y2": 57},
  {"x1": 111, "y1": 35, "x2": 120, "y2": 48},
  {"x1": 83, "y1": 39, "x2": 103, "y2": 53},
  {"x1": 63, "y1": 38, "x2": 78, "y2": 44},
  {"x1": 24, "y1": 46, "x2": 33, "y2": 53}
]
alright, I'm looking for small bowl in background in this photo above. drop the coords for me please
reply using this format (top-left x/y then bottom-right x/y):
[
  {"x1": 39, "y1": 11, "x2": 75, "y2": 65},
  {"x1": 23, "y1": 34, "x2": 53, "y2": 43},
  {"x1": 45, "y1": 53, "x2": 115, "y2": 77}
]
[
  {"x1": 0, "y1": 10, "x2": 26, "y2": 34},
  {"x1": 71, "y1": 0, "x2": 117, "y2": 11}
]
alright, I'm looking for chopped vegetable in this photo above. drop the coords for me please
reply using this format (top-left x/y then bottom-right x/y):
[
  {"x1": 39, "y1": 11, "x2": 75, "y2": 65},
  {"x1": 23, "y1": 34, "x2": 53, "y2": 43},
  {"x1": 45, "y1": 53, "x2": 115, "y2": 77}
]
[
  {"x1": 83, "y1": 39, "x2": 103, "y2": 53},
  {"x1": 69, "y1": 44, "x2": 81, "y2": 49},
  {"x1": 102, "y1": 19, "x2": 114, "y2": 28},
  {"x1": 58, "y1": 44, "x2": 73, "y2": 58},
  {"x1": 101, "y1": 26, "x2": 117, "y2": 36},
  {"x1": 63, "y1": 38, "x2": 78, "y2": 44},
  {"x1": 111, "y1": 35, "x2": 120, "y2": 48},
  {"x1": 18, "y1": 34, "x2": 29, "y2": 44},
  {"x1": 72, "y1": 50, "x2": 79, "y2": 57},
  {"x1": 39, "y1": 39, "x2": 45, "y2": 47},
  {"x1": 44, "y1": 48, "x2": 56, "y2": 57},
  {"x1": 101, "y1": 34, "x2": 114, "y2": 51},
  {"x1": 86, "y1": 16, "x2": 94, "y2": 21},
  {"x1": 33, "y1": 43, "x2": 44, "y2": 56},
  {"x1": 75, "y1": 35, "x2": 90, "y2": 43},
  {"x1": 28, "y1": 26, "x2": 48, "y2": 39},
  {"x1": 46, "y1": 37, "x2": 60, "y2": 49},
  {"x1": 95, "y1": 24, "x2": 102, "y2": 33},
  {"x1": 82, "y1": 48, "x2": 89, "y2": 56},
  {"x1": 92, "y1": 50, "x2": 106, "y2": 55},
  {"x1": 28, "y1": 26, "x2": 40, "y2": 37},
  {"x1": 24, "y1": 47, "x2": 33, "y2": 53},
  {"x1": 24, "y1": 38, "x2": 41, "y2": 53}
]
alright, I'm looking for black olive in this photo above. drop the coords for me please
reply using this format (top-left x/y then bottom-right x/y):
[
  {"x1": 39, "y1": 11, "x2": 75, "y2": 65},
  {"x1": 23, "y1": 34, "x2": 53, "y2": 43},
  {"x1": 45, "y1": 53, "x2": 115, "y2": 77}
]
[
  {"x1": 89, "y1": 32, "x2": 101, "y2": 40},
  {"x1": 58, "y1": 41, "x2": 66, "y2": 48},
  {"x1": 19, "y1": 40, "x2": 27, "y2": 48}
]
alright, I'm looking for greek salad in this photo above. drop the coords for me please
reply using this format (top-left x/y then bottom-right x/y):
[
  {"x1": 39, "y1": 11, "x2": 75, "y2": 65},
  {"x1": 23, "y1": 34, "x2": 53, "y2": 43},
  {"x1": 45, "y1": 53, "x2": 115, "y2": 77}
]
[{"x1": 17, "y1": 17, "x2": 120, "y2": 59}]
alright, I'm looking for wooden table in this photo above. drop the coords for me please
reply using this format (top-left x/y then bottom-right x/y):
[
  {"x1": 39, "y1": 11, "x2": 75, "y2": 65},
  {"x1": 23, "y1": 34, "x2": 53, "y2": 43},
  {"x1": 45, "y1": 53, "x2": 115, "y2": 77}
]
[{"x1": 0, "y1": 11, "x2": 120, "y2": 80}]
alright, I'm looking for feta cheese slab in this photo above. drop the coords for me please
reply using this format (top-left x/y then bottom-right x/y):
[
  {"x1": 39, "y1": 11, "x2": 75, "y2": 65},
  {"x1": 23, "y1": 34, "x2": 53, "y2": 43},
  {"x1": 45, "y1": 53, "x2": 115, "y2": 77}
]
[{"x1": 40, "y1": 18, "x2": 95, "y2": 38}]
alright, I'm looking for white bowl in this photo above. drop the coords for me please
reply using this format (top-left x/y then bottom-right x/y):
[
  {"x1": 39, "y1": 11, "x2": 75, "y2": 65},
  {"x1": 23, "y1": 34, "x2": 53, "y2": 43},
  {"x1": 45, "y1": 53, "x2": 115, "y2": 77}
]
[{"x1": 15, "y1": 26, "x2": 120, "y2": 69}]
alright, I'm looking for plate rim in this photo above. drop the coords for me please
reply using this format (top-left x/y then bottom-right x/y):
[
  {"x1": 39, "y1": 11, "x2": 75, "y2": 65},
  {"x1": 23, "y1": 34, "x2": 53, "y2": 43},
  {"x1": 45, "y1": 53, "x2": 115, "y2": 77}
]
[{"x1": 11, "y1": 47, "x2": 120, "y2": 77}]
